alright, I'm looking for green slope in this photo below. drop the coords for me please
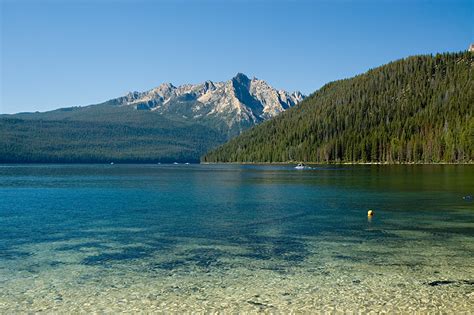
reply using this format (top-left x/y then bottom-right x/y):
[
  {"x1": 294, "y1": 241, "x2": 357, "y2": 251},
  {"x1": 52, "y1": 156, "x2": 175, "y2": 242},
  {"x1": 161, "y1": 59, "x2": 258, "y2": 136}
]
[
  {"x1": 9, "y1": 100, "x2": 243, "y2": 137},
  {"x1": 0, "y1": 105, "x2": 226, "y2": 163},
  {"x1": 203, "y1": 52, "x2": 474, "y2": 163}
]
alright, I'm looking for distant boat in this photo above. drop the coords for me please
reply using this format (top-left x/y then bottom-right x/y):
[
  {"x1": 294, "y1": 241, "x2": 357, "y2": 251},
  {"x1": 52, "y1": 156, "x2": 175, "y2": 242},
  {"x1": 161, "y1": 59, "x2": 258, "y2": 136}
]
[
  {"x1": 185, "y1": 162, "x2": 190, "y2": 165},
  {"x1": 110, "y1": 162, "x2": 114, "y2": 165},
  {"x1": 173, "y1": 162, "x2": 179, "y2": 165},
  {"x1": 295, "y1": 163, "x2": 311, "y2": 170}
]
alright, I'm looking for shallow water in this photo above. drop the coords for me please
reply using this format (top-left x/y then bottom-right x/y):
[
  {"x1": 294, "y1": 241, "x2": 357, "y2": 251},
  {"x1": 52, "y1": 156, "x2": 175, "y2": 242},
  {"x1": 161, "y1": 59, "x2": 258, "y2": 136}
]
[{"x1": 0, "y1": 164, "x2": 473, "y2": 312}]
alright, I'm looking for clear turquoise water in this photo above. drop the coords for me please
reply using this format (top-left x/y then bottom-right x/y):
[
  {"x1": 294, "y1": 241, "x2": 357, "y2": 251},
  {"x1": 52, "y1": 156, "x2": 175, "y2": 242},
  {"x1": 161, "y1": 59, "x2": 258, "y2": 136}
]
[{"x1": 0, "y1": 164, "x2": 473, "y2": 312}]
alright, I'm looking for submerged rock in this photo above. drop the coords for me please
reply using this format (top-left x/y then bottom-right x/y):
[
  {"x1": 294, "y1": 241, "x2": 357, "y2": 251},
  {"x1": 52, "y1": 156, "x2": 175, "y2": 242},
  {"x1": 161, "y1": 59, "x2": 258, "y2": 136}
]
[{"x1": 427, "y1": 280, "x2": 455, "y2": 286}]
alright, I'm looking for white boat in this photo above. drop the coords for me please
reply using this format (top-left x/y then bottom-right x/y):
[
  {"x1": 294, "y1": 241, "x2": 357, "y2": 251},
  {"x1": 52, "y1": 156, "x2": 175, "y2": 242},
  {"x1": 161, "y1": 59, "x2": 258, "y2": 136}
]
[
  {"x1": 185, "y1": 162, "x2": 190, "y2": 165},
  {"x1": 294, "y1": 163, "x2": 311, "y2": 170},
  {"x1": 173, "y1": 162, "x2": 179, "y2": 165}
]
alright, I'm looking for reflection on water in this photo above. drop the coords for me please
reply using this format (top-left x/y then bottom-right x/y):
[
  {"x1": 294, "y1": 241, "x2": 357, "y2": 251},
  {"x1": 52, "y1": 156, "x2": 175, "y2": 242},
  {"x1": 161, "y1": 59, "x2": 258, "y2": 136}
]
[{"x1": 0, "y1": 164, "x2": 473, "y2": 312}]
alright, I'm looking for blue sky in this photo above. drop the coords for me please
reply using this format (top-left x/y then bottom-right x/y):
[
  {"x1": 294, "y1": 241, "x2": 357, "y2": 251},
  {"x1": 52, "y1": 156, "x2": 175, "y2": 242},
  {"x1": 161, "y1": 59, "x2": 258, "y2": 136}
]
[{"x1": 1, "y1": 0, "x2": 472, "y2": 114}]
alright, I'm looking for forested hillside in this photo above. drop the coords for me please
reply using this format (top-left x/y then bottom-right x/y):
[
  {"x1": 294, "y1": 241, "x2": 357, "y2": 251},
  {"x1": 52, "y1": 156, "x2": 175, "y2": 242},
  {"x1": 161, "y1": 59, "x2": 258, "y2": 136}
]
[
  {"x1": 203, "y1": 52, "x2": 473, "y2": 163},
  {"x1": 0, "y1": 109, "x2": 226, "y2": 163}
]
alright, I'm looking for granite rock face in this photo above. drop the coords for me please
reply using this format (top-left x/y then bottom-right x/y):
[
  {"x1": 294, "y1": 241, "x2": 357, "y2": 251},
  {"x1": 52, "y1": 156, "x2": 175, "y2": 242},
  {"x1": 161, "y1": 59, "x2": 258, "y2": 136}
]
[{"x1": 115, "y1": 73, "x2": 305, "y2": 130}]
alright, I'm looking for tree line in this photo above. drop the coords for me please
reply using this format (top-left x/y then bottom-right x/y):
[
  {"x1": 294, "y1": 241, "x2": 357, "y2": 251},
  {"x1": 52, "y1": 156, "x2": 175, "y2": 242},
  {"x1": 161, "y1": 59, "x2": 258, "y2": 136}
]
[{"x1": 203, "y1": 52, "x2": 473, "y2": 163}]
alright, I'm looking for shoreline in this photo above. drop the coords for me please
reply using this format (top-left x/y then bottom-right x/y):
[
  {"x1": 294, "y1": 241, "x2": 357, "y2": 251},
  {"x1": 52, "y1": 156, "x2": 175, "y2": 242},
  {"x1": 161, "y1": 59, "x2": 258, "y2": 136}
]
[
  {"x1": 0, "y1": 161, "x2": 473, "y2": 166},
  {"x1": 201, "y1": 161, "x2": 474, "y2": 165}
]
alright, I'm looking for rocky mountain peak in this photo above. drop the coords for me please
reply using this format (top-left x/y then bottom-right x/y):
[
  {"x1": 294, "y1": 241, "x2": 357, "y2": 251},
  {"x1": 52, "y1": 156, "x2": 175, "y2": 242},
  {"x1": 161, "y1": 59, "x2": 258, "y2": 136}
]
[
  {"x1": 232, "y1": 73, "x2": 251, "y2": 83},
  {"x1": 152, "y1": 83, "x2": 176, "y2": 94},
  {"x1": 116, "y1": 74, "x2": 305, "y2": 130}
]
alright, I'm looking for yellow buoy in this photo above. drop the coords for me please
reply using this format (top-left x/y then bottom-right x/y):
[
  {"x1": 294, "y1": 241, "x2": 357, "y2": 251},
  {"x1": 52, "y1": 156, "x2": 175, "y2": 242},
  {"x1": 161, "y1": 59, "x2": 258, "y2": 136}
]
[{"x1": 367, "y1": 210, "x2": 374, "y2": 217}]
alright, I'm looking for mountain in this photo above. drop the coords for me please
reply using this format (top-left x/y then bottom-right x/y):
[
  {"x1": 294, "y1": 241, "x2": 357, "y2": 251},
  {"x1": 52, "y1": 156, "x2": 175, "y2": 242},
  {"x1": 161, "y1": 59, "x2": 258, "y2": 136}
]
[
  {"x1": 203, "y1": 52, "x2": 473, "y2": 164},
  {"x1": 0, "y1": 74, "x2": 304, "y2": 163},
  {"x1": 119, "y1": 73, "x2": 304, "y2": 133}
]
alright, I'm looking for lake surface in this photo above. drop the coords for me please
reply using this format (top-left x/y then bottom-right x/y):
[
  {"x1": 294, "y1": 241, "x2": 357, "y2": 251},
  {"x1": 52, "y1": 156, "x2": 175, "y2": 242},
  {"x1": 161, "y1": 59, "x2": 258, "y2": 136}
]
[{"x1": 0, "y1": 164, "x2": 473, "y2": 312}]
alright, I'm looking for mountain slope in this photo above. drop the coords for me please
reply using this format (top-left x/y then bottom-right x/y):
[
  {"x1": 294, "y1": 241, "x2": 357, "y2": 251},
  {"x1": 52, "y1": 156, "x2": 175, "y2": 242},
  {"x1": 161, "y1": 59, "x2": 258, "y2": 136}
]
[
  {"x1": 0, "y1": 74, "x2": 303, "y2": 163},
  {"x1": 10, "y1": 73, "x2": 303, "y2": 136},
  {"x1": 203, "y1": 52, "x2": 473, "y2": 164},
  {"x1": 0, "y1": 114, "x2": 226, "y2": 163}
]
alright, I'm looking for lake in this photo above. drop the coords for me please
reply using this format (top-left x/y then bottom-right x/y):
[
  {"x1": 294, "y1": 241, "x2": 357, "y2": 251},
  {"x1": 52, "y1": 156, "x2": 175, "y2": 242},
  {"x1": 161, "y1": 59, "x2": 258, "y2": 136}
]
[{"x1": 0, "y1": 164, "x2": 473, "y2": 312}]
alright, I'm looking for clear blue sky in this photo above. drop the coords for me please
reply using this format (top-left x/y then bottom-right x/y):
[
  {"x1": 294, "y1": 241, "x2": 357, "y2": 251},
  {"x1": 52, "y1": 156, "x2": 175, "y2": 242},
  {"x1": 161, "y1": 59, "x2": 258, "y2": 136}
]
[{"x1": 1, "y1": 0, "x2": 472, "y2": 114}]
